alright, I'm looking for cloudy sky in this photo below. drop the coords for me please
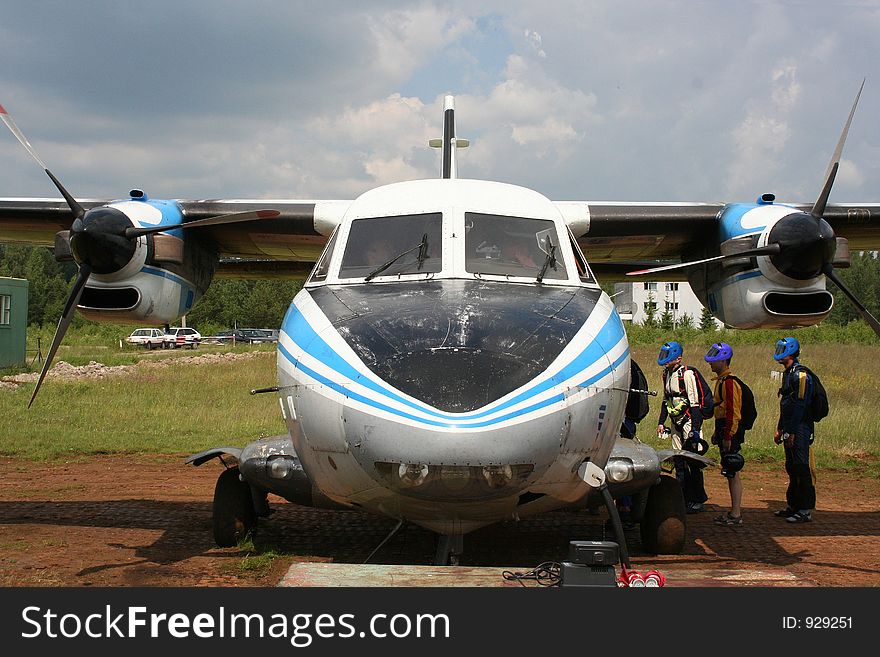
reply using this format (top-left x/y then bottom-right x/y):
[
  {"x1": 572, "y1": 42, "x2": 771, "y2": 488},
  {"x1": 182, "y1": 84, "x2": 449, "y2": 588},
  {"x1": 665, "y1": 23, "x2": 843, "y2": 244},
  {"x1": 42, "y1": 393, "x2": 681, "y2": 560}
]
[{"x1": 1, "y1": 0, "x2": 878, "y2": 205}]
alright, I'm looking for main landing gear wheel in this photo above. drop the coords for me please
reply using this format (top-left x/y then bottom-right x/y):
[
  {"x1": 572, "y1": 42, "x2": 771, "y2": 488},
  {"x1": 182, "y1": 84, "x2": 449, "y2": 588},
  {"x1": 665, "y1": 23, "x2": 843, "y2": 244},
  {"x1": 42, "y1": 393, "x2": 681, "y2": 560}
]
[
  {"x1": 212, "y1": 467, "x2": 257, "y2": 547},
  {"x1": 640, "y1": 474, "x2": 686, "y2": 554}
]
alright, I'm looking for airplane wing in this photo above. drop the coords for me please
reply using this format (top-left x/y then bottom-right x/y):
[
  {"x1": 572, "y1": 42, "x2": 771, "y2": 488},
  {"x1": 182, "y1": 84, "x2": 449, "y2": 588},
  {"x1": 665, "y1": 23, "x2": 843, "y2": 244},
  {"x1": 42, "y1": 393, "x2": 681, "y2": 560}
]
[
  {"x1": 5, "y1": 197, "x2": 880, "y2": 277},
  {"x1": 558, "y1": 202, "x2": 722, "y2": 278},
  {"x1": 0, "y1": 197, "x2": 350, "y2": 258},
  {"x1": 552, "y1": 200, "x2": 880, "y2": 281},
  {"x1": 558, "y1": 200, "x2": 880, "y2": 264}
]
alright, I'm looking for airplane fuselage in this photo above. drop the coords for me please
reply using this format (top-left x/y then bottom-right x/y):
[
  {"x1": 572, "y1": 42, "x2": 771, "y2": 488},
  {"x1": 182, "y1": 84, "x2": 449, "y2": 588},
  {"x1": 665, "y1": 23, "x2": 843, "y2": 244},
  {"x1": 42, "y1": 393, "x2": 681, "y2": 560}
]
[{"x1": 271, "y1": 178, "x2": 630, "y2": 535}]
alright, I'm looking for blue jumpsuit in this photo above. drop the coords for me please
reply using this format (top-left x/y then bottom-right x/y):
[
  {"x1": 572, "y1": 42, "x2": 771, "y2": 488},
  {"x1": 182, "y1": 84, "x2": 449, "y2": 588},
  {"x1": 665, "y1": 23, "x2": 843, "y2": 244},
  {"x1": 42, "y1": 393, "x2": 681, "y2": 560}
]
[{"x1": 777, "y1": 362, "x2": 816, "y2": 512}]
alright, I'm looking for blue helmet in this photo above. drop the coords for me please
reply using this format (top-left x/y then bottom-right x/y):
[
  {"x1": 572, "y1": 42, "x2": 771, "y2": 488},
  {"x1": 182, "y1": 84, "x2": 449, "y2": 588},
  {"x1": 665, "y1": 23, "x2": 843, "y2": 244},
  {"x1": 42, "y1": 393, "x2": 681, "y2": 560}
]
[
  {"x1": 705, "y1": 342, "x2": 733, "y2": 363},
  {"x1": 774, "y1": 337, "x2": 800, "y2": 362},
  {"x1": 657, "y1": 341, "x2": 683, "y2": 366}
]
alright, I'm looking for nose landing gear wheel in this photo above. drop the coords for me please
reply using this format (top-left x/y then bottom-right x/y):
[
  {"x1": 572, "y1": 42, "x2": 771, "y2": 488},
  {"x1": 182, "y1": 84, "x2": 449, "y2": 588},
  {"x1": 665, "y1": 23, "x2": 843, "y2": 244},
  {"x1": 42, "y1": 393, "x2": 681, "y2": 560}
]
[
  {"x1": 212, "y1": 467, "x2": 257, "y2": 547},
  {"x1": 640, "y1": 474, "x2": 686, "y2": 554},
  {"x1": 433, "y1": 534, "x2": 463, "y2": 565}
]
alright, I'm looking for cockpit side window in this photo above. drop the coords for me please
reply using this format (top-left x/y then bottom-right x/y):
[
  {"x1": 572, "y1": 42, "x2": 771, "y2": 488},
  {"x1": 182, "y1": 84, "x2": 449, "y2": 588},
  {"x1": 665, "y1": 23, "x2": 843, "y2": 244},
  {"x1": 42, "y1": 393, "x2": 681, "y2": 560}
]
[
  {"x1": 464, "y1": 213, "x2": 567, "y2": 280},
  {"x1": 567, "y1": 227, "x2": 595, "y2": 283},
  {"x1": 338, "y1": 213, "x2": 442, "y2": 279},
  {"x1": 309, "y1": 226, "x2": 339, "y2": 283}
]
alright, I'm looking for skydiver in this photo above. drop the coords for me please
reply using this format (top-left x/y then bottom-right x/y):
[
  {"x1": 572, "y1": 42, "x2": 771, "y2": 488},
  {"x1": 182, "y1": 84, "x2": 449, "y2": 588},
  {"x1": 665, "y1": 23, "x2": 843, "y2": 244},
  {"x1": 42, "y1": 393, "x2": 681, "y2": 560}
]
[
  {"x1": 772, "y1": 337, "x2": 818, "y2": 523},
  {"x1": 705, "y1": 342, "x2": 748, "y2": 526},
  {"x1": 656, "y1": 341, "x2": 710, "y2": 513}
]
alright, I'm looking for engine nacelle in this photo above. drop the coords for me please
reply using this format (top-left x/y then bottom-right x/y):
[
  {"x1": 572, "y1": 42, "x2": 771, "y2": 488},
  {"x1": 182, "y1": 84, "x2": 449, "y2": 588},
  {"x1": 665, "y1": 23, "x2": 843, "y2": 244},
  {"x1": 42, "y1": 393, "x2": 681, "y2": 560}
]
[
  {"x1": 689, "y1": 197, "x2": 842, "y2": 329},
  {"x1": 692, "y1": 268, "x2": 834, "y2": 329},
  {"x1": 72, "y1": 193, "x2": 217, "y2": 325}
]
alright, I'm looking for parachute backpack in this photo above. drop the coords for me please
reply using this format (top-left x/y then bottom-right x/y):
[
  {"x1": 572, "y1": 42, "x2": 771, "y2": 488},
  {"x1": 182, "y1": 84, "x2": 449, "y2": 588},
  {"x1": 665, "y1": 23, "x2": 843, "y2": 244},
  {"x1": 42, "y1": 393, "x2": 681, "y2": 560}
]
[
  {"x1": 725, "y1": 375, "x2": 758, "y2": 432},
  {"x1": 626, "y1": 359, "x2": 650, "y2": 423},
  {"x1": 798, "y1": 365, "x2": 830, "y2": 422}
]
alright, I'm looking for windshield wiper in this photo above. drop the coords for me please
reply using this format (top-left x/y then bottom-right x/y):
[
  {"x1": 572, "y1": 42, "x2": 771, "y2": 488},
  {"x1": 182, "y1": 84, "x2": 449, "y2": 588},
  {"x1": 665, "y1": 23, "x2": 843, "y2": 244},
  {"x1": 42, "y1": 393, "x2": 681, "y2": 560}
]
[
  {"x1": 416, "y1": 233, "x2": 428, "y2": 270},
  {"x1": 536, "y1": 242, "x2": 557, "y2": 283},
  {"x1": 364, "y1": 234, "x2": 429, "y2": 282}
]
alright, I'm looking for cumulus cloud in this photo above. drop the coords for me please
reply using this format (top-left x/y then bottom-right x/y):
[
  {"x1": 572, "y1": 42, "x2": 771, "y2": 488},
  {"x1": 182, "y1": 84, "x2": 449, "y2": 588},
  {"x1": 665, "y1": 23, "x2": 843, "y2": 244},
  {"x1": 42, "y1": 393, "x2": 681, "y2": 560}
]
[
  {"x1": 511, "y1": 117, "x2": 579, "y2": 145},
  {"x1": 451, "y1": 54, "x2": 597, "y2": 184},
  {"x1": 307, "y1": 94, "x2": 436, "y2": 190},
  {"x1": 524, "y1": 29, "x2": 546, "y2": 58},
  {"x1": 725, "y1": 64, "x2": 801, "y2": 198},
  {"x1": 835, "y1": 158, "x2": 865, "y2": 190},
  {"x1": 368, "y1": 5, "x2": 476, "y2": 83}
]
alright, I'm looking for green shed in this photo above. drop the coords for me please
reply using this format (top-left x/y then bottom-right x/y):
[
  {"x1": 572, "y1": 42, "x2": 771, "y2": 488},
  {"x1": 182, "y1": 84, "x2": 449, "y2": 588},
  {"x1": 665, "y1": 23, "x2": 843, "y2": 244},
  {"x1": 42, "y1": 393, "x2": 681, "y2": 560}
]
[{"x1": 0, "y1": 277, "x2": 28, "y2": 368}]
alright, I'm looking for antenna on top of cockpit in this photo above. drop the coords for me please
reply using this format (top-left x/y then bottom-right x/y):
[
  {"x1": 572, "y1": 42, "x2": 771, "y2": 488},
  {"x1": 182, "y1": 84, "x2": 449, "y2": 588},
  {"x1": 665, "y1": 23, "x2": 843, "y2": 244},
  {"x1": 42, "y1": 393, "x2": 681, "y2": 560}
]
[{"x1": 429, "y1": 95, "x2": 469, "y2": 179}]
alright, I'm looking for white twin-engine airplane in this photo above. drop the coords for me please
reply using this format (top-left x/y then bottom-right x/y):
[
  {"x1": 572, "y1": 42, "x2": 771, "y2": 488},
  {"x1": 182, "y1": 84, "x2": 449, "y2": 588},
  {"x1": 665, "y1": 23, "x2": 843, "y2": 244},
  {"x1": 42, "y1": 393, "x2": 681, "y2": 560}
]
[{"x1": 3, "y1": 89, "x2": 880, "y2": 565}]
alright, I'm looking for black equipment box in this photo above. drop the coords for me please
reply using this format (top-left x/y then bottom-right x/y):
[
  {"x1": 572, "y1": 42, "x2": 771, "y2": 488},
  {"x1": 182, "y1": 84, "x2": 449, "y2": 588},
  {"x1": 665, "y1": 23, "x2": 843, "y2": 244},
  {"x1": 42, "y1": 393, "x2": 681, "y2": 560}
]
[
  {"x1": 560, "y1": 562, "x2": 618, "y2": 588},
  {"x1": 568, "y1": 540, "x2": 619, "y2": 566},
  {"x1": 560, "y1": 541, "x2": 619, "y2": 588}
]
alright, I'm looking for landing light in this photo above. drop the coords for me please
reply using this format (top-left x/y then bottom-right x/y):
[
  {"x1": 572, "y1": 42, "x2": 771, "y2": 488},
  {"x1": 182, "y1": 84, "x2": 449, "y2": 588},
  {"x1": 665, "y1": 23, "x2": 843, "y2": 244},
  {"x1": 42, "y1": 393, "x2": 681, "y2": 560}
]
[
  {"x1": 268, "y1": 456, "x2": 295, "y2": 480},
  {"x1": 481, "y1": 465, "x2": 513, "y2": 489},
  {"x1": 605, "y1": 458, "x2": 634, "y2": 483},
  {"x1": 398, "y1": 463, "x2": 429, "y2": 487},
  {"x1": 374, "y1": 462, "x2": 535, "y2": 498}
]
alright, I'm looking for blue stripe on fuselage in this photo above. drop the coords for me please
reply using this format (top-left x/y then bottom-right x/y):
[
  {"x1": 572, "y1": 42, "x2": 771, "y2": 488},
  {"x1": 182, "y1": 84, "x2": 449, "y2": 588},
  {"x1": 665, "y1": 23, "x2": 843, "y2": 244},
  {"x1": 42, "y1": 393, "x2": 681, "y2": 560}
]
[
  {"x1": 279, "y1": 340, "x2": 629, "y2": 429},
  {"x1": 279, "y1": 297, "x2": 628, "y2": 423}
]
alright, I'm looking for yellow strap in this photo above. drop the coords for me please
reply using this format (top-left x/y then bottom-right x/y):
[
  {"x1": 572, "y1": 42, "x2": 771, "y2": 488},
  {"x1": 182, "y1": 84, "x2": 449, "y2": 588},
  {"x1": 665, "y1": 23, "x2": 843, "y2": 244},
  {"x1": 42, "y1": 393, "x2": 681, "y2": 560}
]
[{"x1": 797, "y1": 370, "x2": 807, "y2": 400}]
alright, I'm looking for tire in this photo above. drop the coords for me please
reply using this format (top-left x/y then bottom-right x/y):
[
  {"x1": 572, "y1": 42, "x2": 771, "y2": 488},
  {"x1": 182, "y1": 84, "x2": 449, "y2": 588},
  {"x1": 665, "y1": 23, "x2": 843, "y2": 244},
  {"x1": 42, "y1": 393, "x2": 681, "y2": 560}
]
[
  {"x1": 640, "y1": 475, "x2": 686, "y2": 555},
  {"x1": 212, "y1": 467, "x2": 257, "y2": 547},
  {"x1": 147, "y1": 342, "x2": 154, "y2": 350}
]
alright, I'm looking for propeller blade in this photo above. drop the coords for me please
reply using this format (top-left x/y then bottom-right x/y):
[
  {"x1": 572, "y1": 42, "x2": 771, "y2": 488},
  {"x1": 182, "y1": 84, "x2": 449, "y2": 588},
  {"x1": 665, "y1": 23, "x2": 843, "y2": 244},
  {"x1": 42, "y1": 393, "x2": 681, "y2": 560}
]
[
  {"x1": 811, "y1": 79, "x2": 864, "y2": 219},
  {"x1": 625, "y1": 244, "x2": 781, "y2": 276},
  {"x1": 123, "y1": 209, "x2": 280, "y2": 239},
  {"x1": 0, "y1": 103, "x2": 85, "y2": 220},
  {"x1": 823, "y1": 264, "x2": 880, "y2": 338},
  {"x1": 28, "y1": 264, "x2": 92, "y2": 408}
]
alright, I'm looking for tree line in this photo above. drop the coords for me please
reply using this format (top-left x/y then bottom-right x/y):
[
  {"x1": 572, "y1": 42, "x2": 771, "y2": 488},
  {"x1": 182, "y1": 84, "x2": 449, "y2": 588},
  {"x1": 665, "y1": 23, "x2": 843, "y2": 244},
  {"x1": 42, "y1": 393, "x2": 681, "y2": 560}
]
[{"x1": 3, "y1": 244, "x2": 879, "y2": 332}]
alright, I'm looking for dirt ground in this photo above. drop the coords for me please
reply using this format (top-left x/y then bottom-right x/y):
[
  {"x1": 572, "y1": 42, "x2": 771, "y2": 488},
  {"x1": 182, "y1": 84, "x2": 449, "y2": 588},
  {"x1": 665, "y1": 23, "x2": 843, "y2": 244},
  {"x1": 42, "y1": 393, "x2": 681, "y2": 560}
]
[{"x1": 0, "y1": 455, "x2": 877, "y2": 587}]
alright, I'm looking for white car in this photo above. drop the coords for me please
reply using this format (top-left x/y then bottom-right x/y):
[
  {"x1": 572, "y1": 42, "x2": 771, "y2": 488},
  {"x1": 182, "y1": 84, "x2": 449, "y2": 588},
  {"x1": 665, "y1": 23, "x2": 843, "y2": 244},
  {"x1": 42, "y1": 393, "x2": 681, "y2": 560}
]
[
  {"x1": 163, "y1": 327, "x2": 201, "y2": 349},
  {"x1": 125, "y1": 328, "x2": 165, "y2": 350}
]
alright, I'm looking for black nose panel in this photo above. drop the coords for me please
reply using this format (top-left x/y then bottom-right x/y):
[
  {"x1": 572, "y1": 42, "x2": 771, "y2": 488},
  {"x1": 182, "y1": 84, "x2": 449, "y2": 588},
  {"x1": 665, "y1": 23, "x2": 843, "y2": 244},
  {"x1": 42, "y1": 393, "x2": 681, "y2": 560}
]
[
  {"x1": 376, "y1": 347, "x2": 527, "y2": 412},
  {"x1": 309, "y1": 280, "x2": 601, "y2": 412}
]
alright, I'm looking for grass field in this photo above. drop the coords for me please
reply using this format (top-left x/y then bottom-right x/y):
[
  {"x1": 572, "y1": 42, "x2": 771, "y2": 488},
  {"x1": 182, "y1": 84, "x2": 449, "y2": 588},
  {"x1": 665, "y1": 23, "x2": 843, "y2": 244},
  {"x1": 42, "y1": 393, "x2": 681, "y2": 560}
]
[
  {"x1": 2, "y1": 333, "x2": 879, "y2": 476},
  {"x1": 2, "y1": 344, "x2": 284, "y2": 459}
]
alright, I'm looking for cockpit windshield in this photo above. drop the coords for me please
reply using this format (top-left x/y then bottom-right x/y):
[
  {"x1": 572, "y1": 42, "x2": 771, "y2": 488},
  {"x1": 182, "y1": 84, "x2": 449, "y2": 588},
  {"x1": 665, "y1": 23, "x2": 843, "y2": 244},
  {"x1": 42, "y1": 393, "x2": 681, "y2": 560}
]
[
  {"x1": 338, "y1": 213, "x2": 443, "y2": 279},
  {"x1": 465, "y1": 212, "x2": 567, "y2": 280}
]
